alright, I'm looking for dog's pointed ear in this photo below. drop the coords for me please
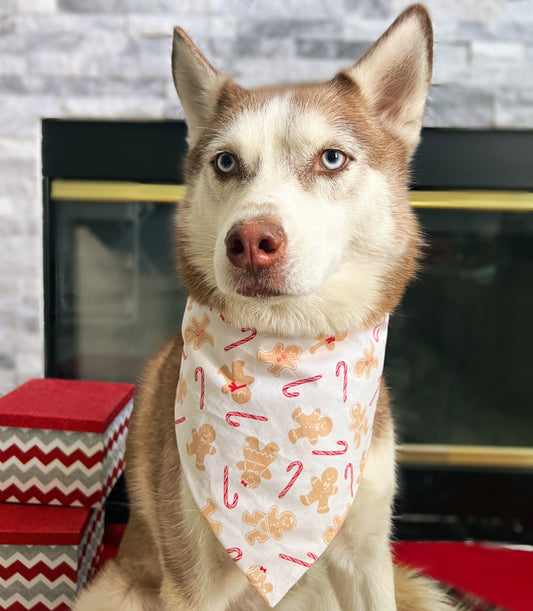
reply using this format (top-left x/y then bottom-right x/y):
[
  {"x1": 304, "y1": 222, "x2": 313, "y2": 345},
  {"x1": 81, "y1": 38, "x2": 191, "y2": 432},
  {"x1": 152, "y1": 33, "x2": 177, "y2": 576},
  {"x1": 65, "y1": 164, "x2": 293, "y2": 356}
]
[
  {"x1": 343, "y1": 4, "x2": 433, "y2": 154},
  {"x1": 172, "y1": 27, "x2": 227, "y2": 144}
]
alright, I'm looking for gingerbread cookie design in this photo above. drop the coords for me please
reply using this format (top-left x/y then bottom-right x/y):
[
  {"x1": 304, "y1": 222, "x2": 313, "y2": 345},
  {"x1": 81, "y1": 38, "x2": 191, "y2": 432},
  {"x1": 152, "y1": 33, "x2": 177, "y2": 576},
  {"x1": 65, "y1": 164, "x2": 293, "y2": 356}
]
[
  {"x1": 348, "y1": 403, "x2": 369, "y2": 448},
  {"x1": 288, "y1": 407, "x2": 333, "y2": 445},
  {"x1": 186, "y1": 423, "x2": 216, "y2": 470},
  {"x1": 175, "y1": 375, "x2": 188, "y2": 406},
  {"x1": 300, "y1": 467, "x2": 338, "y2": 514},
  {"x1": 237, "y1": 437, "x2": 280, "y2": 489},
  {"x1": 257, "y1": 343, "x2": 302, "y2": 377},
  {"x1": 218, "y1": 360, "x2": 255, "y2": 404},
  {"x1": 246, "y1": 565, "x2": 273, "y2": 603},
  {"x1": 355, "y1": 342, "x2": 378, "y2": 378},
  {"x1": 184, "y1": 313, "x2": 214, "y2": 350},
  {"x1": 309, "y1": 332, "x2": 348, "y2": 354},
  {"x1": 322, "y1": 503, "x2": 351, "y2": 545},
  {"x1": 200, "y1": 498, "x2": 222, "y2": 536},
  {"x1": 243, "y1": 505, "x2": 297, "y2": 545},
  {"x1": 357, "y1": 450, "x2": 368, "y2": 485}
]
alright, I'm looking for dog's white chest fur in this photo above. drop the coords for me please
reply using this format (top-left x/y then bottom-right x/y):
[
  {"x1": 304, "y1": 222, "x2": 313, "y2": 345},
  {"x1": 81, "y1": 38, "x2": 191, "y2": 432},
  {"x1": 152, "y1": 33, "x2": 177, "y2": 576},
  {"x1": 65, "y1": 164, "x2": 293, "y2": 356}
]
[{"x1": 175, "y1": 299, "x2": 388, "y2": 606}]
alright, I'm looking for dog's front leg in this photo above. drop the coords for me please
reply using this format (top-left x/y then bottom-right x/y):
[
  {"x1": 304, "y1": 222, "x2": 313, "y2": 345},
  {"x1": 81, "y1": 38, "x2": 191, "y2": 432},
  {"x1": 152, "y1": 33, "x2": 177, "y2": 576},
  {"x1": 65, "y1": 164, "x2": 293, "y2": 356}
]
[{"x1": 325, "y1": 432, "x2": 397, "y2": 611}]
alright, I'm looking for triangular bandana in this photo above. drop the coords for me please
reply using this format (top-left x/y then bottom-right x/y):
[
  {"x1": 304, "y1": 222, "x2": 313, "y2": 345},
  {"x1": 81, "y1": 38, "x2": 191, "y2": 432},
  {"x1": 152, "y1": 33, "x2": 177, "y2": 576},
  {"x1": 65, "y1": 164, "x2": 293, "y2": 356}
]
[{"x1": 174, "y1": 298, "x2": 388, "y2": 607}]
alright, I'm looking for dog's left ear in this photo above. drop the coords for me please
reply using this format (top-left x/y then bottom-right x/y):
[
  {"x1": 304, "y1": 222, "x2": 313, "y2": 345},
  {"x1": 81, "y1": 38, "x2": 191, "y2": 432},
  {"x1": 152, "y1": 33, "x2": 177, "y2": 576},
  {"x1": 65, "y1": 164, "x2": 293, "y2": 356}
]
[
  {"x1": 343, "y1": 4, "x2": 433, "y2": 155},
  {"x1": 172, "y1": 27, "x2": 227, "y2": 145}
]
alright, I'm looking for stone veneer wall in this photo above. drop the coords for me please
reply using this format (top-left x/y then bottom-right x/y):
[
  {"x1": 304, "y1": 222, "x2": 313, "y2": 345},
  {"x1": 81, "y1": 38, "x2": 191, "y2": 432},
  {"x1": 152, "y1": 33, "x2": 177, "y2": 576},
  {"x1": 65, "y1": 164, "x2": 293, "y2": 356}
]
[{"x1": 0, "y1": 0, "x2": 532, "y2": 395}]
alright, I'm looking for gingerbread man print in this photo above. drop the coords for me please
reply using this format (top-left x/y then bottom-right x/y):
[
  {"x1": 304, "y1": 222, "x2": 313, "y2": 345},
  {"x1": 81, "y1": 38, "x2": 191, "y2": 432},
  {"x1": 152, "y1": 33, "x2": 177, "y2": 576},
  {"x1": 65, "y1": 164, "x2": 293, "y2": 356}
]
[
  {"x1": 184, "y1": 313, "x2": 215, "y2": 350},
  {"x1": 288, "y1": 407, "x2": 333, "y2": 445},
  {"x1": 246, "y1": 565, "x2": 273, "y2": 603},
  {"x1": 237, "y1": 437, "x2": 280, "y2": 489},
  {"x1": 300, "y1": 467, "x2": 339, "y2": 514},
  {"x1": 175, "y1": 375, "x2": 188, "y2": 406},
  {"x1": 243, "y1": 505, "x2": 297, "y2": 545},
  {"x1": 355, "y1": 342, "x2": 378, "y2": 378},
  {"x1": 257, "y1": 343, "x2": 302, "y2": 377},
  {"x1": 348, "y1": 403, "x2": 370, "y2": 448},
  {"x1": 322, "y1": 503, "x2": 351, "y2": 545},
  {"x1": 309, "y1": 332, "x2": 348, "y2": 354},
  {"x1": 218, "y1": 360, "x2": 255, "y2": 404},
  {"x1": 200, "y1": 498, "x2": 222, "y2": 536},
  {"x1": 186, "y1": 423, "x2": 216, "y2": 470}
]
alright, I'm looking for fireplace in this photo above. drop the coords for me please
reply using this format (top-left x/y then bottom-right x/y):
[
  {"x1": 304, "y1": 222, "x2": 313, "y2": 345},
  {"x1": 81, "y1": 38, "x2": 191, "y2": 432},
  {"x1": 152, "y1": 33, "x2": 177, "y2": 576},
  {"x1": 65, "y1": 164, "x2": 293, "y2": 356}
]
[{"x1": 42, "y1": 120, "x2": 533, "y2": 542}]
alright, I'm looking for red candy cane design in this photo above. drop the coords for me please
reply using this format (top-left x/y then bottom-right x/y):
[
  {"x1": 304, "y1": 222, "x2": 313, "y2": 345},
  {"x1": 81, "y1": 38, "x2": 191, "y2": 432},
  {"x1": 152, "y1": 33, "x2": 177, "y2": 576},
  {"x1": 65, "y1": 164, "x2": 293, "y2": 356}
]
[
  {"x1": 182, "y1": 348, "x2": 187, "y2": 360},
  {"x1": 369, "y1": 375, "x2": 382, "y2": 407},
  {"x1": 227, "y1": 547, "x2": 242, "y2": 562},
  {"x1": 223, "y1": 465, "x2": 238, "y2": 509},
  {"x1": 278, "y1": 460, "x2": 303, "y2": 499},
  {"x1": 373, "y1": 315, "x2": 388, "y2": 343},
  {"x1": 194, "y1": 366, "x2": 205, "y2": 410},
  {"x1": 312, "y1": 440, "x2": 348, "y2": 456},
  {"x1": 226, "y1": 412, "x2": 268, "y2": 427},
  {"x1": 279, "y1": 552, "x2": 317, "y2": 567},
  {"x1": 224, "y1": 328, "x2": 257, "y2": 352},
  {"x1": 335, "y1": 361, "x2": 348, "y2": 403},
  {"x1": 174, "y1": 417, "x2": 186, "y2": 425},
  {"x1": 344, "y1": 463, "x2": 354, "y2": 498},
  {"x1": 282, "y1": 375, "x2": 322, "y2": 398}
]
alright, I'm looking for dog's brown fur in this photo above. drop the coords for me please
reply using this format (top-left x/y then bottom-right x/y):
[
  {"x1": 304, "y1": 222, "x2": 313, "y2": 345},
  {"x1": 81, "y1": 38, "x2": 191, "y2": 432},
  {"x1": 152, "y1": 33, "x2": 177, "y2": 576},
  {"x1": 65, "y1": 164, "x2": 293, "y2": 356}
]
[{"x1": 75, "y1": 5, "x2": 457, "y2": 610}]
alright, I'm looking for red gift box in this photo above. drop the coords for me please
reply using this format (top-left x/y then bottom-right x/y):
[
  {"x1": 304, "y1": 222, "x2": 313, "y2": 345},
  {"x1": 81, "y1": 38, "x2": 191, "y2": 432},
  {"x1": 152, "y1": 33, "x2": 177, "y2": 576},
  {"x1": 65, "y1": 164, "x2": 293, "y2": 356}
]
[
  {"x1": 0, "y1": 379, "x2": 134, "y2": 507},
  {"x1": 0, "y1": 502, "x2": 104, "y2": 610}
]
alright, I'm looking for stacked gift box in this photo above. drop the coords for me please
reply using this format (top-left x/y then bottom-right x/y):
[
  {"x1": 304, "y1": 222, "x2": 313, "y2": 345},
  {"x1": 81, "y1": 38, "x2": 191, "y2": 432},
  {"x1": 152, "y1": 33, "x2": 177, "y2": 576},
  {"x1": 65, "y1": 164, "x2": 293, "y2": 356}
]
[{"x1": 0, "y1": 378, "x2": 134, "y2": 610}]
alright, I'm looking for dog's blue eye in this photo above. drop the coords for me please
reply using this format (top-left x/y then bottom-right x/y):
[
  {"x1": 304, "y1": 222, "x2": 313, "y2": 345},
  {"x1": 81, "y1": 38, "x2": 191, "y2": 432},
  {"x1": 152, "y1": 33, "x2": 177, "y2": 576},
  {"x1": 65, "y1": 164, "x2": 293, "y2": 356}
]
[
  {"x1": 320, "y1": 149, "x2": 345, "y2": 171},
  {"x1": 216, "y1": 152, "x2": 237, "y2": 174}
]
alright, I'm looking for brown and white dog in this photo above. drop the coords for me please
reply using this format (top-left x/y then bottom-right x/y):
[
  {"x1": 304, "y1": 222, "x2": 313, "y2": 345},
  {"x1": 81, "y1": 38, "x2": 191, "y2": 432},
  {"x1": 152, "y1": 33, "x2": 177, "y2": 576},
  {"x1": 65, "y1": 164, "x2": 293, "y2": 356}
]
[{"x1": 75, "y1": 5, "x2": 456, "y2": 610}]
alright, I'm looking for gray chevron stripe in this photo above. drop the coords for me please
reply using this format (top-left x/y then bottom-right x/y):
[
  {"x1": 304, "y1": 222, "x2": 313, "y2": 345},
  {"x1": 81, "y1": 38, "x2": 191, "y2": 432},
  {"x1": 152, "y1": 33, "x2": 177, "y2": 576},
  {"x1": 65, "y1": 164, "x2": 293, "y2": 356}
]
[
  {"x1": 1, "y1": 463, "x2": 102, "y2": 488},
  {"x1": 0, "y1": 426, "x2": 100, "y2": 449},
  {"x1": 2, "y1": 576, "x2": 77, "y2": 601},
  {"x1": 0, "y1": 544, "x2": 77, "y2": 564}
]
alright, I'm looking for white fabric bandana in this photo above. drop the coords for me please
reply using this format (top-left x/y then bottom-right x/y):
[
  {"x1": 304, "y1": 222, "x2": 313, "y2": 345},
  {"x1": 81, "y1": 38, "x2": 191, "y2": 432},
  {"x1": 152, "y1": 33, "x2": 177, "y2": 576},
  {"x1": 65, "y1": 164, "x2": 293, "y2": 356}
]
[{"x1": 174, "y1": 298, "x2": 388, "y2": 607}]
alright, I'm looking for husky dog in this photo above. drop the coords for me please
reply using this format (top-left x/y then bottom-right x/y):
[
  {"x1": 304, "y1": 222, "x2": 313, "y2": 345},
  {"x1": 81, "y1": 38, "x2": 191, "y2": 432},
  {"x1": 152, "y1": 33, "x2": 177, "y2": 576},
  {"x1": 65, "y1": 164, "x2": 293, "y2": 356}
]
[{"x1": 76, "y1": 5, "x2": 455, "y2": 610}]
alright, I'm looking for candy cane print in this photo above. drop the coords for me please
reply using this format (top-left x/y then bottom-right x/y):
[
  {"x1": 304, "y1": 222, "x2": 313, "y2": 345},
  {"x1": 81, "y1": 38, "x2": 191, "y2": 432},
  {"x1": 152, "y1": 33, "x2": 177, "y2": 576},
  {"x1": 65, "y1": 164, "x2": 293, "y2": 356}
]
[
  {"x1": 227, "y1": 547, "x2": 242, "y2": 562},
  {"x1": 335, "y1": 361, "x2": 348, "y2": 402},
  {"x1": 278, "y1": 460, "x2": 304, "y2": 499},
  {"x1": 194, "y1": 367, "x2": 205, "y2": 410},
  {"x1": 282, "y1": 375, "x2": 322, "y2": 398},
  {"x1": 182, "y1": 348, "x2": 187, "y2": 360},
  {"x1": 369, "y1": 375, "x2": 382, "y2": 407},
  {"x1": 225, "y1": 412, "x2": 268, "y2": 427},
  {"x1": 174, "y1": 416, "x2": 186, "y2": 425},
  {"x1": 344, "y1": 463, "x2": 354, "y2": 498},
  {"x1": 373, "y1": 315, "x2": 387, "y2": 343},
  {"x1": 223, "y1": 465, "x2": 238, "y2": 509},
  {"x1": 224, "y1": 328, "x2": 257, "y2": 352},
  {"x1": 279, "y1": 552, "x2": 317, "y2": 567},
  {"x1": 312, "y1": 440, "x2": 348, "y2": 456}
]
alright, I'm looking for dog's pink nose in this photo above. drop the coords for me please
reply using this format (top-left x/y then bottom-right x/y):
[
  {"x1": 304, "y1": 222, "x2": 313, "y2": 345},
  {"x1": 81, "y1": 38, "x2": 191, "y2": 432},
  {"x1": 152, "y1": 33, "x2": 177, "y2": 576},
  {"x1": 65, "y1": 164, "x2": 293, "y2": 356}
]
[{"x1": 225, "y1": 218, "x2": 286, "y2": 272}]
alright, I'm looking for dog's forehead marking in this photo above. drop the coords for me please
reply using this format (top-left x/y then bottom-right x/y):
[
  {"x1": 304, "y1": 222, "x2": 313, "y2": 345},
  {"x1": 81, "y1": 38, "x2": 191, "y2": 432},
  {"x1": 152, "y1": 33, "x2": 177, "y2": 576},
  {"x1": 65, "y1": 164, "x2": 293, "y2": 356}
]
[{"x1": 214, "y1": 92, "x2": 360, "y2": 161}]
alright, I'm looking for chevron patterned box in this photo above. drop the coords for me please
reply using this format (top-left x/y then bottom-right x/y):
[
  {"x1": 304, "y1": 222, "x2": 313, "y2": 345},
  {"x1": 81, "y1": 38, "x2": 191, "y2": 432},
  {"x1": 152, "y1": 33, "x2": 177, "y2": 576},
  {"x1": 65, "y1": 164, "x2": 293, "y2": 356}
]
[
  {"x1": 0, "y1": 379, "x2": 134, "y2": 507},
  {"x1": 0, "y1": 502, "x2": 104, "y2": 610}
]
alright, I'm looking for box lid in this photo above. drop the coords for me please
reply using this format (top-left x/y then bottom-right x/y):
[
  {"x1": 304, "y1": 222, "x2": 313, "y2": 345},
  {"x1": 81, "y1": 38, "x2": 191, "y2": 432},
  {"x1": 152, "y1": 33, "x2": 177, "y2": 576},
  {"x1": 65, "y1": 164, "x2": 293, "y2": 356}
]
[
  {"x1": 0, "y1": 503, "x2": 92, "y2": 545},
  {"x1": 0, "y1": 379, "x2": 135, "y2": 433}
]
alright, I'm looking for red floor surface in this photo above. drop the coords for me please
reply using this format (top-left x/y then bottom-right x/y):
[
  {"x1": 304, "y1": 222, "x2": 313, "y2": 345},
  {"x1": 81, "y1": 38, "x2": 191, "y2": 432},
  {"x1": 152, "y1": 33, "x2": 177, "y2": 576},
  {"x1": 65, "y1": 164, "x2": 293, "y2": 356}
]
[
  {"x1": 103, "y1": 525, "x2": 533, "y2": 610},
  {"x1": 393, "y1": 541, "x2": 533, "y2": 611}
]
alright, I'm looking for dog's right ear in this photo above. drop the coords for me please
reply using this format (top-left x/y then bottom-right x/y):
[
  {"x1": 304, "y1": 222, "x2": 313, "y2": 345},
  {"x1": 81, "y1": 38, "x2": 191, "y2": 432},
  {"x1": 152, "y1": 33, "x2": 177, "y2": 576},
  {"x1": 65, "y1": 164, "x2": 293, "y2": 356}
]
[{"x1": 172, "y1": 28, "x2": 227, "y2": 144}]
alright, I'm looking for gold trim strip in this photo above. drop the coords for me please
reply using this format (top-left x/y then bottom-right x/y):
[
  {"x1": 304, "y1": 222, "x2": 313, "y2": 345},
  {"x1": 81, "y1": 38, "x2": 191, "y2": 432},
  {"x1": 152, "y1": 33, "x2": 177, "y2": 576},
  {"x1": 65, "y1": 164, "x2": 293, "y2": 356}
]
[
  {"x1": 397, "y1": 444, "x2": 533, "y2": 468},
  {"x1": 409, "y1": 190, "x2": 533, "y2": 212},
  {"x1": 51, "y1": 180, "x2": 186, "y2": 203},
  {"x1": 50, "y1": 181, "x2": 533, "y2": 211}
]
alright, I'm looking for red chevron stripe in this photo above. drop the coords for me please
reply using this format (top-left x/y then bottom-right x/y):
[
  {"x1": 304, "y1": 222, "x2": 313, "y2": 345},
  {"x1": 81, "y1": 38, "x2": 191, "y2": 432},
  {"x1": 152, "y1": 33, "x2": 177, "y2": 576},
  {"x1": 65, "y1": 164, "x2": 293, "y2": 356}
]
[
  {"x1": 0, "y1": 445, "x2": 104, "y2": 468},
  {"x1": 78, "y1": 507, "x2": 105, "y2": 572},
  {"x1": 103, "y1": 418, "x2": 131, "y2": 455},
  {"x1": 0, "y1": 460, "x2": 125, "y2": 510},
  {"x1": 6, "y1": 603, "x2": 69, "y2": 611},
  {"x1": 0, "y1": 418, "x2": 131, "y2": 469},
  {"x1": 0, "y1": 561, "x2": 77, "y2": 582}
]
